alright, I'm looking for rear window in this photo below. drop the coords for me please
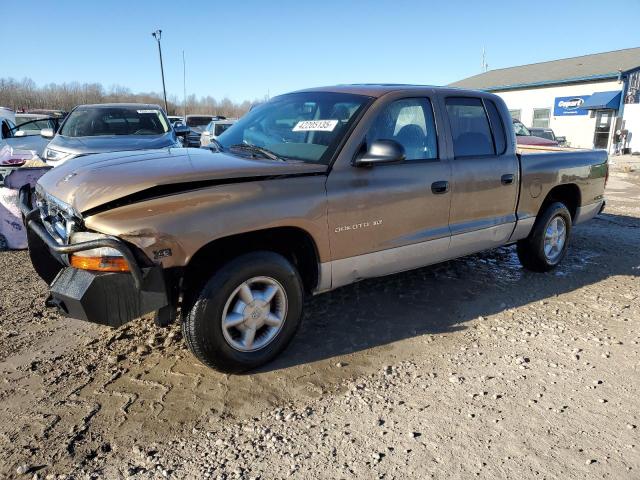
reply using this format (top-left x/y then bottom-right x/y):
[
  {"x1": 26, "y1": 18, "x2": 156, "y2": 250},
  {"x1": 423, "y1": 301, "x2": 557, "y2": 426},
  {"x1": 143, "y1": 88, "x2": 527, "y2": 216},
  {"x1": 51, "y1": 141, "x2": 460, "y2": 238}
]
[
  {"x1": 60, "y1": 107, "x2": 169, "y2": 137},
  {"x1": 186, "y1": 116, "x2": 213, "y2": 127},
  {"x1": 484, "y1": 100, "x2": 506, "y2": 155},
  {"x1": 445, "y1": 97, "x2": 494, "y2": 157},
  {"x1": 214, "y1": 123, "x2": 233, "y2": 136}
]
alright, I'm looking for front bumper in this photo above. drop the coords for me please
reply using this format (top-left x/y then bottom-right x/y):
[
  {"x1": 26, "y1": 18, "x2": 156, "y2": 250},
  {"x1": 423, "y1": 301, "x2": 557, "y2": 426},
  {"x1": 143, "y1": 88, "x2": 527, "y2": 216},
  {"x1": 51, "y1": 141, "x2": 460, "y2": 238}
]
[{"x1": 19, "y1": 186, "x2": 168, "y2": 327}]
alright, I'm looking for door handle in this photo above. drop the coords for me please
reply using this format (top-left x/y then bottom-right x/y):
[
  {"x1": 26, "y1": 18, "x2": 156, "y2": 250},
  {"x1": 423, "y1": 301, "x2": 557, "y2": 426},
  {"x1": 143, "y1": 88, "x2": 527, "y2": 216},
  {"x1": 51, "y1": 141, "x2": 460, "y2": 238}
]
[
  {"x1": 501, "y1": 174, "x2": 515, "y2": 185},
  {"x1": 431, "y1": 181, "x2": 449, "y2": 194}
]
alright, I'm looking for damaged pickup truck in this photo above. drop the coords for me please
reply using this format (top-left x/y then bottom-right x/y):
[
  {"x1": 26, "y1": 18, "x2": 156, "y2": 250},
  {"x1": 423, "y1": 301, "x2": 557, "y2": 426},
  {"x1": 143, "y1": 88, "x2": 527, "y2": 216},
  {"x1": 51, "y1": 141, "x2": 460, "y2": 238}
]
[{"x1": 20, "y1": 85, "x2": 608, "y2": 372}]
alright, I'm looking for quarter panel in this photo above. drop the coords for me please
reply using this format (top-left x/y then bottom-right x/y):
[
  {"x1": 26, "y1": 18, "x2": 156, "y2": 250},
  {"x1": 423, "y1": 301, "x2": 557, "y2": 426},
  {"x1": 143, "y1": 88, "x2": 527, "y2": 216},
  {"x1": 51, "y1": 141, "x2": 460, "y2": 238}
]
[{"x1": 518, "y1": 150, "x2": 608, "y2": 219}]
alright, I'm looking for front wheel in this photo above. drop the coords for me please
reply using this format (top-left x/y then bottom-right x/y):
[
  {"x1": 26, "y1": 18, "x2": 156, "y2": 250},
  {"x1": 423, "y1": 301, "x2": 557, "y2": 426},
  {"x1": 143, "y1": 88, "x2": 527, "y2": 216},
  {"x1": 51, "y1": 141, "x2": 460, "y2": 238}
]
[
  {"x1": 517, "y1": 202, "x2": 572, "y2": 272},
  {"x1": 182, "y1": 251, "x2": 304, "y2": 373}
]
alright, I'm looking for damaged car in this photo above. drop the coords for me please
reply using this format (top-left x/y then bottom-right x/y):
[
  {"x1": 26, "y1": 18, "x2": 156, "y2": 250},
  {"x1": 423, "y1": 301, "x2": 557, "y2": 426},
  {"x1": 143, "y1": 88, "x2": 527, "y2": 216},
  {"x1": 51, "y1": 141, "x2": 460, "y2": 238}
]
[{"x1": 20, "y1": 85, "x2": 608, "y2": 373}]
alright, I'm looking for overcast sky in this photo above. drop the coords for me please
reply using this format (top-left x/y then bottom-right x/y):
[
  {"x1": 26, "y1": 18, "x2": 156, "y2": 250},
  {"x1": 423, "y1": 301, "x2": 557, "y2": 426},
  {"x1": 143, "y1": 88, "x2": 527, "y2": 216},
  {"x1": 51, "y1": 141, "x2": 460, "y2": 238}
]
[{"x1": 4, "y1": 0, "x2": 640, "y2": 102}]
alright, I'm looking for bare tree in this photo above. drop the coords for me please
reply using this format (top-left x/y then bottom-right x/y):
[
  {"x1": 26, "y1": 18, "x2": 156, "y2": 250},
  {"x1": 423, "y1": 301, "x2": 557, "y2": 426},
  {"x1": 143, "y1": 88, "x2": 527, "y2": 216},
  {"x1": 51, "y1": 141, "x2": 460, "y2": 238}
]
[{"x1": 0, "y1": 77, "x2": 260, "y2": 117}]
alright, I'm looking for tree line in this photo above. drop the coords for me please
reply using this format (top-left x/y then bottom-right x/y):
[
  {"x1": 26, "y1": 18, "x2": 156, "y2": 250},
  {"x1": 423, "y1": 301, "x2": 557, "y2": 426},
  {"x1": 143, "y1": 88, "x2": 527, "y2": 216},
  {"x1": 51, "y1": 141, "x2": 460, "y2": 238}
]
[{"x1": 0, "y1": 77, "x2": 262, "y2": 118}]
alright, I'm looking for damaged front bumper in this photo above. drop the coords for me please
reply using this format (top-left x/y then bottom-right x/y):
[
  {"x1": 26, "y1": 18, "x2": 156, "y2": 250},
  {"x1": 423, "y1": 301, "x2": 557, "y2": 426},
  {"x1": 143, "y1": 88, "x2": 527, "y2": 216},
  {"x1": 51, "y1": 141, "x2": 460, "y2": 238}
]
[{"x1": 19, "y1": 185, "x2": 168, "y2": 327}]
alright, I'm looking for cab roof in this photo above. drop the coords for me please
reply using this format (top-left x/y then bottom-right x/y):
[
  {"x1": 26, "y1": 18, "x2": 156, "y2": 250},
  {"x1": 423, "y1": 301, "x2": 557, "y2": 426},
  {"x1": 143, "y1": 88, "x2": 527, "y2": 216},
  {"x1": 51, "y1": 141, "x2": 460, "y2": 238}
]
[
  {"x1": 292, "y1": 84, "x2": 484, "y2": 98},
  {"x1": 76, "y1": 103, "x2": 163, "y2": 109}
]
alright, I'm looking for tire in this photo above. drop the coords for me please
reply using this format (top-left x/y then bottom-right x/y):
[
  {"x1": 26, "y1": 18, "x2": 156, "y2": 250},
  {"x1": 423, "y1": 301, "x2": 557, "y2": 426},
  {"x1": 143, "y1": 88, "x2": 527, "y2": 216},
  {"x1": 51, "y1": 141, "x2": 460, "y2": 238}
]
[
  {"x1": 517, "y1": 202, "x2": 572, "y2": 272},
  {"x1": 182, "y1": 251, "x2": 304, "y2": 373}
]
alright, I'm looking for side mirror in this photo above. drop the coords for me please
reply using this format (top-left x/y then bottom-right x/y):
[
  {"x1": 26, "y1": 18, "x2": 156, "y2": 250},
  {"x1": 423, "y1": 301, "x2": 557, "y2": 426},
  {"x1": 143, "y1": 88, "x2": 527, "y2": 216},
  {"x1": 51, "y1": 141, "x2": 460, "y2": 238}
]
[
  {"x1": 174, "y1": 125, "x2": 190, "y2": 137},
  {"x1": 354, "y1": 139, "x2": 405, "y2": 167},
  {"x1": 40, "y1": 128, "x2": 55, "y2": 139}
]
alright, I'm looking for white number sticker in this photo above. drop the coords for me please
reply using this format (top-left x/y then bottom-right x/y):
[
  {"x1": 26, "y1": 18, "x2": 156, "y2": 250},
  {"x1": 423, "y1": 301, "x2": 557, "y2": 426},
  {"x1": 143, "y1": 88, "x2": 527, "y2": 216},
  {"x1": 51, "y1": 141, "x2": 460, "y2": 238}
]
[
  {"x1": 293, "y1": 120, "x2": 339, "y2": 132},
  {"x1": 137, "y1": 109, "x2": 158, "y2": 114}
]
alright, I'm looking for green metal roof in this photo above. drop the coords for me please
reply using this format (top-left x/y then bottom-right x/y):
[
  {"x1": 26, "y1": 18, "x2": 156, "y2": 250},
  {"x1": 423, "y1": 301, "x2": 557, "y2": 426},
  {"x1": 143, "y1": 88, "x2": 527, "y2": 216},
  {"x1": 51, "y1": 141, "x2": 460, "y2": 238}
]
[{"x1": 449, "y1": 47, "x2": 640, "y2": 91}]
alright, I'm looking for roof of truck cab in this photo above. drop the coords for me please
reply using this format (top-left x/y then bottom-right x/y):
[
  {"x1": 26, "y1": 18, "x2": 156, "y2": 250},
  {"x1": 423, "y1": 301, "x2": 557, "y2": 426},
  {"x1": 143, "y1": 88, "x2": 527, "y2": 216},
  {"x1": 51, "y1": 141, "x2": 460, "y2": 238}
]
[
  {"x1": 292, "y1": 84, "x2": 486, "y2": 98},
  {"x1": 76, "y1": 103, "x2": 163, "y2": 109}
]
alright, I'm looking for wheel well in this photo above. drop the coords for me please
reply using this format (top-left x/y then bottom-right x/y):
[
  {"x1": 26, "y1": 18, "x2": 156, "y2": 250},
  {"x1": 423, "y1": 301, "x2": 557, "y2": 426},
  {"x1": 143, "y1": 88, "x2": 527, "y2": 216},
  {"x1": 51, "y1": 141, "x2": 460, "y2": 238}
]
[
  {"x1": 183, "y1": 227, "x2": 320, "y2": 296},
  {"x1": 539, "y1": 184, "x2": 581, "y2": 221}
]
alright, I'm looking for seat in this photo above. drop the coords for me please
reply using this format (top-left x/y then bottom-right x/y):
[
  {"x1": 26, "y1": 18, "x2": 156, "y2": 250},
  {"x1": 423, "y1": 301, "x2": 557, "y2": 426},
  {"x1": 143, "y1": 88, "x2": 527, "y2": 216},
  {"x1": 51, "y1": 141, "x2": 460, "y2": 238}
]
[
  {"x1": 454, "y1": 132, "x2": 493, "y2": 157},
  {"x1": 395, "y1": 124, "x2": 426, "y2": 159}
]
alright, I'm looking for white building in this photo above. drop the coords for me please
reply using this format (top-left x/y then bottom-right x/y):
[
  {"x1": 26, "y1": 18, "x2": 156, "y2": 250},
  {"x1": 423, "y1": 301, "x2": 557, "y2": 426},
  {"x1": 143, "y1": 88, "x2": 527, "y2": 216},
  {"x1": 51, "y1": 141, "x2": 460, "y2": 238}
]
[{"x1": 451, "y1": 47, "x2": 640, "y2": 153}]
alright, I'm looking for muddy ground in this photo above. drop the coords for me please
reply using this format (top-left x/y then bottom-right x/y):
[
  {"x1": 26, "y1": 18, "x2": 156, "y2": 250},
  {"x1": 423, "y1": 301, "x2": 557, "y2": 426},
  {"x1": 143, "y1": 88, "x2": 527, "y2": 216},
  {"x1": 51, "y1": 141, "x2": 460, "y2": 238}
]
[{"x1": 1, "y1": 158, "x2": 639, "y2": 479}]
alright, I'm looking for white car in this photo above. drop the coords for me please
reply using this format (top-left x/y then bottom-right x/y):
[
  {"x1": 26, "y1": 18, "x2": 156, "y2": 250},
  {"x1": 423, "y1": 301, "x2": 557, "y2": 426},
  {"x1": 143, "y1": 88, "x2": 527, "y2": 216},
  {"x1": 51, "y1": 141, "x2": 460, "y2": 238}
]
[{"x1": 200, "y1": 117, "x2": 236, "y2": 147}]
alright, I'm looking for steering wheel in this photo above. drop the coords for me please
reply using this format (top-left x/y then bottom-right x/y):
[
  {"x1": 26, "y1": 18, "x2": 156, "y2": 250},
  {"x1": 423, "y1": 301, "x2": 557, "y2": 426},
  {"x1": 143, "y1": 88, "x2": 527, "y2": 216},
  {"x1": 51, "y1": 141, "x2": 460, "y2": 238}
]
[{"x1": 132, "y1": 129, "x2": 157, "y2": 135}]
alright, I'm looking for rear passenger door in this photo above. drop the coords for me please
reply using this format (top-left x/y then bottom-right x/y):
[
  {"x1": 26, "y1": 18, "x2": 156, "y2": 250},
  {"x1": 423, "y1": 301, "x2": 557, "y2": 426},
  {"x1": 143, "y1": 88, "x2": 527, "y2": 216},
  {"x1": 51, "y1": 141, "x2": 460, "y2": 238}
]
[{"x1": 444, "y1": 97, "x2": 519, "y2": 256}]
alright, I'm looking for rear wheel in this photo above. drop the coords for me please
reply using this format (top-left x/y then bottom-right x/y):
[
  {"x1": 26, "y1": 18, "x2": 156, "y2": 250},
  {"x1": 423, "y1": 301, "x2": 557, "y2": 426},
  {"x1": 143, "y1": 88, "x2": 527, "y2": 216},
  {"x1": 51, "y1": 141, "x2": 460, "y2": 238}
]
[
  {"x1": 517, "y1": 202, "x2": 572, "y2": 272},
  {"x1": 182, "y1": 251, "x2": 303, "y2": 373}
]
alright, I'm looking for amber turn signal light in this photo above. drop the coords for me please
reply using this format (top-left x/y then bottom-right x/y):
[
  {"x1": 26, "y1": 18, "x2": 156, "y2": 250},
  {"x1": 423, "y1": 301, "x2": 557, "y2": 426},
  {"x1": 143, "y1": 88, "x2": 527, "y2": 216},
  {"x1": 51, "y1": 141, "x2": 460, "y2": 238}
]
[{"x1": 70, "y1": 255, "x2": 130, "y2": 272}]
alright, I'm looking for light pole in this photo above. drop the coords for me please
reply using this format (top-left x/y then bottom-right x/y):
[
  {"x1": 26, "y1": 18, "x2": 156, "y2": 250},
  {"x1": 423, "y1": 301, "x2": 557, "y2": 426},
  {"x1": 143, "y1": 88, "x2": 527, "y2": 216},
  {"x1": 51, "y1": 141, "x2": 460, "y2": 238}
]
[{"x1": 151, "y1": 29, "x2": 168, "y2": 113}]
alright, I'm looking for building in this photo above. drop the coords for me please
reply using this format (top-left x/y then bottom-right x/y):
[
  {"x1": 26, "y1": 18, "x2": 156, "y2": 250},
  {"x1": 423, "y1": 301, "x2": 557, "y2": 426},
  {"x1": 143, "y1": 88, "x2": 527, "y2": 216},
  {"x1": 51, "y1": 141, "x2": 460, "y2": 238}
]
[{"x1": 450, "y1": 47, "x2": 640, "y2": 153}]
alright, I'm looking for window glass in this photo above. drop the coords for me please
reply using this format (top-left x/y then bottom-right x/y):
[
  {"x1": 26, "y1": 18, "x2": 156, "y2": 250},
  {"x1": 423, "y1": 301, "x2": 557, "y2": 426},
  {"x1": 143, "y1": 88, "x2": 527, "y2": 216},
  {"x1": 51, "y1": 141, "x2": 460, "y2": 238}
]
[
  {"x1": 445, "y1": 97, "x2": 495, "y2": 157},
  {"x1": 214, "y1": 123, "x2": 232, "y2": 136},
  {"x1": 186, "y1": 116, "x2": 214, "y2": 131},
  {"x1": 532, "y1": 108, "x2": 550, "y2": 128},
  {"x1": 60, "y1": 107, "x2": 169, "y2": 137},
  {"x1": 513, "y1": 119, "x2": 531, "y2": 136},
  {"x1": 217, "y1": 92, "x2": 369, "y2": 164},
  {"x1": 484, "y1": 100, "x2": 506, "y2": 154},
  {"x1": 366, "y1": 98, "x2": 437, "y2": 160},
  {"x1": 509, "y1": 109, "x2": 521, "y2": 120},
  {"x1": 1, "y1": 120, "x2": 10, "y2": 139}
]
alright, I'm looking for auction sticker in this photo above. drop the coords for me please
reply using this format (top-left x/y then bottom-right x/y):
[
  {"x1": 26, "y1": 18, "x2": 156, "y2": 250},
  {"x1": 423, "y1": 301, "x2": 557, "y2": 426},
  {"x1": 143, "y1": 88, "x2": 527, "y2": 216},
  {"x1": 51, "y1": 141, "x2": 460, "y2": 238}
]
[
  {"x1": 293, "y1": 120, "x2": 339, "y2": 132},
  {"x1": 137, "y1": 109, "x2": 158, "y2": 114}
]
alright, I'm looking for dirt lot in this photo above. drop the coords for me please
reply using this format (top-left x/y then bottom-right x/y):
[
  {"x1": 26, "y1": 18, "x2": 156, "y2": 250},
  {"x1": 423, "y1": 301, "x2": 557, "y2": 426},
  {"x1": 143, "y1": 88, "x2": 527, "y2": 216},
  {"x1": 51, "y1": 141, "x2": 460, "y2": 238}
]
[{"x1": 1, "y1": 158, "x2": 639, "y2": 479}]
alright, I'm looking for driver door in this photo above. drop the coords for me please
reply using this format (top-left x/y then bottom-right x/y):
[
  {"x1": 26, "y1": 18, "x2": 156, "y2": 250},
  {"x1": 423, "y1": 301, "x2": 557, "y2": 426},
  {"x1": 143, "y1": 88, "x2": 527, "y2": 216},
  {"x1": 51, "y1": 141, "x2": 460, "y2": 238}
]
[{"x1": 326, "y1": 96, "x2": 452, "y2": 288}]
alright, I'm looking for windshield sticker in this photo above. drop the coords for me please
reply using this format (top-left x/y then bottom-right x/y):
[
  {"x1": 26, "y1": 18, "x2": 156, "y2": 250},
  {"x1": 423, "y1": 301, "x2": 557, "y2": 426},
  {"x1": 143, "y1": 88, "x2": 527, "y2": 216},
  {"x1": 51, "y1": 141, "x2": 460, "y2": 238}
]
[
  {"x1": 137, "y1": 109, "x2": 158, "y2": 114},
  {"x1": 293, "y1": 120, "x2": 339, "y2": 132}
]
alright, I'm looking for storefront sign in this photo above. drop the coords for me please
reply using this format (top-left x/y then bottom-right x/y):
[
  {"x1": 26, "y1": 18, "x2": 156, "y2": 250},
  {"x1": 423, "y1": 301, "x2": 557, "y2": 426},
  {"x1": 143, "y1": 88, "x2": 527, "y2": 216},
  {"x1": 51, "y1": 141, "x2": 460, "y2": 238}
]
[
  {"x1": 625, "y1": 71, "x2": 640, "y2": 104},
  {"x1": 553, "y1": 96, "x2": 589, "y2": 116}
]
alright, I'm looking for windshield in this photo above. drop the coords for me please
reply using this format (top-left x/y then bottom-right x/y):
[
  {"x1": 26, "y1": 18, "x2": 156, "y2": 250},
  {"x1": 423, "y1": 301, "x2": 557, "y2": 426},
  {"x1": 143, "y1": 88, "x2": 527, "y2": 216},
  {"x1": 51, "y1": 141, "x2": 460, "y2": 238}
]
[
  {"x1": 186, "y1": 116, "x2": 213, "y2": 129},
  {"x1": 530, "y1": 129, "x2": 554, "y2": 141},
  {"x1": 60, "y1": 107, "x2": 169, "y2": 137},
  {"x1": 216, "y1": 92, "x2": 370, "y2": 164},
  {"x1": 513, "y1": 120, "x2": 531, "y2": 136}
]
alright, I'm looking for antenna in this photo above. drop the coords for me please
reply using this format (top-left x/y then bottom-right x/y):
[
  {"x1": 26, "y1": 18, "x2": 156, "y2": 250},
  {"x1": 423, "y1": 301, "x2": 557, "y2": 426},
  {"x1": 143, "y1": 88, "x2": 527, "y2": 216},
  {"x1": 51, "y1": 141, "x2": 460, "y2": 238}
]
[
  {"x1": 182, "y1": 50, "x2": 187, "y2": 120},
  {"x1": 481, "y1": 47, "x2": 489, "y2": 72}
]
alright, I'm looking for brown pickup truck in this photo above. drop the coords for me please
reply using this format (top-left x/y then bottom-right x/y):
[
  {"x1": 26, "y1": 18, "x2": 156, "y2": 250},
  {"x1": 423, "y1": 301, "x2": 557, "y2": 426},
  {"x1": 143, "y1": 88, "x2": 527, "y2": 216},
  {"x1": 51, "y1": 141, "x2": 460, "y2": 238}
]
[{"x1": 19, "y1": 85, "x2": 608, "y2": 372}]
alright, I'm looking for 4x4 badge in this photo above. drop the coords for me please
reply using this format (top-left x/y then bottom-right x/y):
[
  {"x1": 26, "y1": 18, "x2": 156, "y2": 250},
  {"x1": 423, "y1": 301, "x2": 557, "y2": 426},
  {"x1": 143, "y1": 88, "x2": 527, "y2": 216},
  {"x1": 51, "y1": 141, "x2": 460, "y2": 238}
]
[{"x1": 153, "y1": 248, "x2": 172, "y2": 260}]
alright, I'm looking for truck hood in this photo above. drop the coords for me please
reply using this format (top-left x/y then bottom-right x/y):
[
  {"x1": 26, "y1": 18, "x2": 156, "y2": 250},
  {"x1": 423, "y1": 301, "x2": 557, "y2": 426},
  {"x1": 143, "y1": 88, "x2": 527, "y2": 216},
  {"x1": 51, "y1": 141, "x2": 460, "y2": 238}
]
[
  {"x1": 48, "y1": 133, "x2": 177, "y2": 155},
  {"x1": 37, "y1": 147, "x2": 327, "y2": 215}
]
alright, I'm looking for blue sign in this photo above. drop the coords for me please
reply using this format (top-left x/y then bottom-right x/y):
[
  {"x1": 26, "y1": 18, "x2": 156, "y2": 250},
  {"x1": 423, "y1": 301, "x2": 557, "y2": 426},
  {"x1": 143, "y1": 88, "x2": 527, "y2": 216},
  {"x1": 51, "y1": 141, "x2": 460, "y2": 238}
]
[{"x1": 553, "y1": 96, "x2": 590, "y2": 116}]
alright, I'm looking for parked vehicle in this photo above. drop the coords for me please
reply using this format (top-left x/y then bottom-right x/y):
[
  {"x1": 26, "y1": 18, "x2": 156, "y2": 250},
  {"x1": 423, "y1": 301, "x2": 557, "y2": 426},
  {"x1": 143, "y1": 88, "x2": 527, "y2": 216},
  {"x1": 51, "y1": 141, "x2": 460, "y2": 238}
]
[
  {"x1": 513, "y1": 119, "x2": 558, "y2": 146},
  {"x1": 20, "y1": 85, "x2": 607, "y2": 373},
  {"x1": 1, "y1": 115, "x2": 52, "y2": 158},
  {"x1": 200, "y1": 117, "x2": 236, "y2": 146},
  {"x1": 529, "y1": 127, "x2": 567, "y2": 146},
  {"x1": 0, "y1": 107, "x2": 16, "y2": 124},
  {"x1": 41, "y1": 103, "x2": 189, "y2": 166},
  {"x1": 14, "y1": 114, "x2": 59, "y2": 136},
  {"x1": 168, "y1": 115, "x2": 184, "y2": 126},
  {"x1": 184, "y1": 114, "x2": 216, "y2": 147}
]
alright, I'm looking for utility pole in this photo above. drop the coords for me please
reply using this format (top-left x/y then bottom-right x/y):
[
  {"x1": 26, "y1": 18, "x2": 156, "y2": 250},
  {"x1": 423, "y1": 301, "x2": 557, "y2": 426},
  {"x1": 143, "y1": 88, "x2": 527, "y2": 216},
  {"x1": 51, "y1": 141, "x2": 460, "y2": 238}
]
[
  {"x1": 151, "y1": 29, "x2": 168, "y2": 113},
  {"x1": 183, "y1": 50, "x2": 187, "y2": 120},
  {"x1": 481, "y1": 47, "x2": 489, "y2": 73}
]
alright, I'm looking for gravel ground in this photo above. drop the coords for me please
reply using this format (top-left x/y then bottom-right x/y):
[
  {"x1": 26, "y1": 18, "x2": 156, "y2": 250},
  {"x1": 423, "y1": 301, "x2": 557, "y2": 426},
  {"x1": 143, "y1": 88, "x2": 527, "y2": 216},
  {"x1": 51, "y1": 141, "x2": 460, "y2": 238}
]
[{"x1": 1, "y1": 158, "x2": 639, "y2": 479}]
